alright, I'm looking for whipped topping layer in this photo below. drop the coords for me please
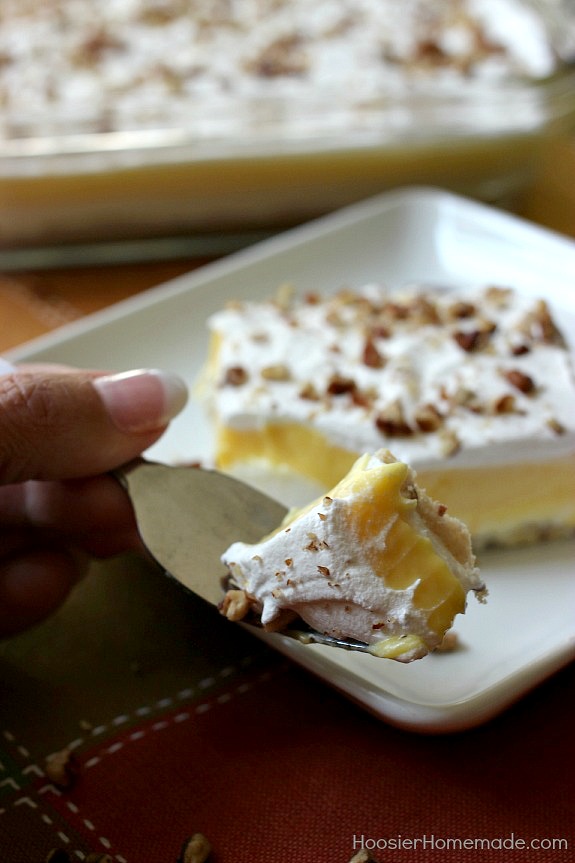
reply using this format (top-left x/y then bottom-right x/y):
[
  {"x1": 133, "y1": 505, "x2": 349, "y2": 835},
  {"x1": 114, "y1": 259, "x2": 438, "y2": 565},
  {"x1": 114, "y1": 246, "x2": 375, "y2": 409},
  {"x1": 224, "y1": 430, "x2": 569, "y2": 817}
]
[
  {"x1": 0, "y1": 0, "x2": 566, "y2": 141},
  {"x1": 204, "y1": 285, "x2": 575, "y2": 470},
  {"x1": 221, "y1": 450, "x2": 484, "y2": 661}
]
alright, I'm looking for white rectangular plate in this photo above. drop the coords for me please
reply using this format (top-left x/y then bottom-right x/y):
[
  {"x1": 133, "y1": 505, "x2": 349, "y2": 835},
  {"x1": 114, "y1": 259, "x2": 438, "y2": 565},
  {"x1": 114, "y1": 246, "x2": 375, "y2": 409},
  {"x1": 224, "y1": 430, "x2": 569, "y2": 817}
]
[{"x1": 8, "y1": 187, "x2": 575, "y2": 733}]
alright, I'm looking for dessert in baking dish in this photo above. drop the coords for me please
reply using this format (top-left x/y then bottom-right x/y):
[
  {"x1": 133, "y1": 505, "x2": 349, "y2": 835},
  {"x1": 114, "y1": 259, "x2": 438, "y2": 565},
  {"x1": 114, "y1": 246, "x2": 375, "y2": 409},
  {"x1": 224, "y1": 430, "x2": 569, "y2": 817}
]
[
  {"x1": 220, "y1": 450, "x2": 485, "y2": 662},
  {"x1": 0, "y1": 0, "x2": 563, "y2": 140},
  {"x1": 1, "y1": 1, "x2": 573, "y2": 248},
  {"x1": 199, "y1": 284, "x2": 575, "y2": 549}
]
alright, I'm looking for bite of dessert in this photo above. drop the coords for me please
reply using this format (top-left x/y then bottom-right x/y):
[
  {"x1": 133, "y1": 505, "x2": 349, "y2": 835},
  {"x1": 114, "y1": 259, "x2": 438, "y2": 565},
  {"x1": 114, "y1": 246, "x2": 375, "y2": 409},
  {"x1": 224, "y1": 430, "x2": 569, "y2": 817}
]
[{"x1": 220, "y1": 450, "x2": 486, "y2": 662}]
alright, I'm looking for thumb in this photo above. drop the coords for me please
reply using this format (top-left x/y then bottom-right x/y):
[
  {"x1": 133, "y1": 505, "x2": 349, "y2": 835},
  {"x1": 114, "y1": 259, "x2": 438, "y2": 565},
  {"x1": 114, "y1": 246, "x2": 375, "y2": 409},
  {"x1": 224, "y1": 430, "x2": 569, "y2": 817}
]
[{"x1": 0, "y1": 367, "x2": 188, "y2": 484}]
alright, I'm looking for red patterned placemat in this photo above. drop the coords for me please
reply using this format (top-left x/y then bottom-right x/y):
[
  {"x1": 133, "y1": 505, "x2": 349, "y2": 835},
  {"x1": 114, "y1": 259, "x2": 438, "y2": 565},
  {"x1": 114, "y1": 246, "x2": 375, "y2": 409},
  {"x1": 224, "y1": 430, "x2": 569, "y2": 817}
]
[{"x1": 1, "y1": 555, "x2": 574, "y2": 863}]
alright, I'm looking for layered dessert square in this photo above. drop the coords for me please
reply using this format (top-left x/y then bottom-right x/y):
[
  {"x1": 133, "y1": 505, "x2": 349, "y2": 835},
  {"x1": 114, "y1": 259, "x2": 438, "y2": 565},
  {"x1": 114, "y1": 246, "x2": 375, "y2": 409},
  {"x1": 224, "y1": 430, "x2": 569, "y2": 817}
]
[{"x1": 199, "y1": 284, "x2": 575, "y2": 549}]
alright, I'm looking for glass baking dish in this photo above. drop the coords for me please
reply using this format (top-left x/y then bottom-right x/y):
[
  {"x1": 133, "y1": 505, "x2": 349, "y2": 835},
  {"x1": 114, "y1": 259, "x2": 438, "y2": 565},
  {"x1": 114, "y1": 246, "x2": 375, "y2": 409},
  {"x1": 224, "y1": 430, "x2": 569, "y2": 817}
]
[{"x1": 0, "y1": 0, "x2": 574, "y2": 251}]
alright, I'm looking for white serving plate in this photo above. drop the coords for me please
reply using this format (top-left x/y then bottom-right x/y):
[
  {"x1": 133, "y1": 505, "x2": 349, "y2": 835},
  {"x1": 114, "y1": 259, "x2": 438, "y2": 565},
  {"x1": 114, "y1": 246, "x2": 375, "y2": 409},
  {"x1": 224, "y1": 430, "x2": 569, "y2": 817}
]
[{"x1": 7, "y1": 187, "x2": 575, "y2": 733}]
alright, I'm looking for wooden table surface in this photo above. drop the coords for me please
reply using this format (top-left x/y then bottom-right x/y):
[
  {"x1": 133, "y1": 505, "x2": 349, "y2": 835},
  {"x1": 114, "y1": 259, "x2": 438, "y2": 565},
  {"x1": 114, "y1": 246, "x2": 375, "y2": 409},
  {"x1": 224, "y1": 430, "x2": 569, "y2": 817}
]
[{"x1": 1, "y1": 137, "x2": 574, "y2": 354}]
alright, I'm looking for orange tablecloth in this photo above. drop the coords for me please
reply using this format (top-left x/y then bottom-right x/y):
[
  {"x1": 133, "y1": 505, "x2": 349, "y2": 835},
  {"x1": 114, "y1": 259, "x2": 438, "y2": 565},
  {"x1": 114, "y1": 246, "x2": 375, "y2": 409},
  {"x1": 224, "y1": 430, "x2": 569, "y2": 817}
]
[{"x1": 0, "y1": 143, "x2": 574, "y2": 863}]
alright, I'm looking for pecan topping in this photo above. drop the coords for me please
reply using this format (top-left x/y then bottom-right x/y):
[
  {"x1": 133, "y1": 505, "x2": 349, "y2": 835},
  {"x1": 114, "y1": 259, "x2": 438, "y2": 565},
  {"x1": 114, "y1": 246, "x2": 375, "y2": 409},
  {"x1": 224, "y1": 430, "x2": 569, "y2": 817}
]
[
  {"x1": 410, "y1": 295, "x2": 440, "y2": 325},
  {"x1": 73, "y1": 28, "x2": 125, "y2": 67},
  {"x1": 453, "y1": 330, "x2": 481, "y2": 352},
  {"x1": 511, "y1": 342, "x2": 530, "y2": 356},
  {"x1": 219, "y1": 589, "x2": 252, "y2": 622},
  {"x1": 178, "y1": 832, "x2": 212, "y2": 863},
  {"x1": 261, "y1": 363, "x2": 291, "y2": 381},
  {"x1": 223, "y1": 365, "x2": 248, "y2": 386},
  {"x1": 414, "y1": 403, "x2": 443, "y2": 432},
  {"x1": 453, "y1": 320, "x2": 496, "y2": 353},
  {"x1": 299, "y1": 382, "x2": 320, "y2": 400},
  {"x1": 484, "y1": 286, "x2": 512, "y2": 307},
  {"x1": 247, "y1": 34, "x2": 309, "y2": 78},
  {"x1": 439, "y1": 428, "x2": 461, "y2": 457},
  {"x1": 327, "y1": 374, "x2": 357, "y2": 396},
  {"x1": 348, "y1": 849, "x2": 380, "y2": 863},
  {"x1": 517, "y1": 299, "x2": 565, "y2": 346},
  {"x1": 448, "y1": 300, "x2": 477, "y2": 319},
  {"x1": 375, "y1": 400, "x2": 412, "y2": 437},
  {"x1": 534, "y1": 300, "x2": 565, "y2": 345},
  {"x1": 504, "y1": 369, "x2": 536, "y2": 394},
  {"x1": 362, "y1": 336, "x2": 385, "y2": 368},
  {"x1": 304, "y1": 533, "x2": 329, "y2": 551},
  {"x1": 547, "y1": 418, "x2": 566, "y2": 435},
  {"x1": 45, "y1": 748, "x2": 79, "y2": 790},
  {"x1": 492, "y1": 394, "x2": 517, "y2": 414}
]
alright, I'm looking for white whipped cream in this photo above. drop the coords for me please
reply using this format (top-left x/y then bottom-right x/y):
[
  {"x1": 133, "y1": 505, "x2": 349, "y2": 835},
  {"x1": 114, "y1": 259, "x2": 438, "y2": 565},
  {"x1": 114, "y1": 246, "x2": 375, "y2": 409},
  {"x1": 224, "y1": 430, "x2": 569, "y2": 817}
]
[
  {"x1": 222, "y1": 451, "x2": 484, "y2": 660},
  {"x1": 205, "y1": 285, "x2": 575, "y2": 471},
  {"x1": 0, "y1": 0, "x2": 565, "y2": 141}
]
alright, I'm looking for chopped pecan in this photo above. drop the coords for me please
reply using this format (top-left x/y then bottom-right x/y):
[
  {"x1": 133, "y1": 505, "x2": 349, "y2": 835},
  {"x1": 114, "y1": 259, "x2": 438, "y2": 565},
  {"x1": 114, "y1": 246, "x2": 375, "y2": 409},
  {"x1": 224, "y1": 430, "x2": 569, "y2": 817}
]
[
  {"x1": 516, "y1": 299, "x2": 565, "y2": 346},
  {"x1": 484, "y1": 286, "x2": 513, "y2": 307},
  {"x1": 439, "y1": 428, "x2": 461, "y2": 457},
  {"x1": 375, "y1": 400, "x2": 412, "y2": 437},
  {"x1": 348, "y1": 850, "x2": 380, "y2": 863},
  {"x1": 371, "y1": 323, "x2": 391, "y2": 339},
  {"x1": 219, "y1": 589, "x2": 252, "y2": 622},
  {"x1": 73, "y1": 28, "x2": 125, "y2": 67},
  {"x1": 178, "y1": 832, "x2": 212, "y2": 863},
  {"x1": 504, "y1": 369, "x2": 536, "y2": 394},
  {"x1": 327, "y1": 374, "x2": 357, "y2": 396},
  {"x1": 261, "y1": 363, "x2": 291, "y2": 381},
  {"x1": 410, "y1": 295, "x2": 440, "y2": 325},
  {"x1": 223, "y1": 366, "x2": 248, "y2": 386},
  {"x1": 547, "y1": 417, "x2": 566, "y2": 435},
  {"x1": 453, "y1": 330, "x2": 481, "y2": 352},
  {"x1": 534, "y1": 300, "x2": 565, "y2": 345},
  {"x1": 447, "y1": 300, "x2": 477, "y2": 319},
  {"x1": 247, "y1": 34, "x2": 309, "y2": 78},
  {"x1": 491, "y1": 393, "x2": 517, "y2": 414},
  {"x1": 415, "y1": 39, "x2": 449, "y2": 66},
  {"x1": 362, "y1": 336, "x2": 385, "y2": 368},
  {"x1": 45, "y1": 748, "x2": 79, "y2": 790},
  {"x1": 383, "y1": 300, "x2": 410, "y2": 320},
  {"x1": 511, "y1": 342, "x2": 530, "y2": 356},
  {"x1": 273, "y1": 282, "x2": 296, "y2": 310},
  {"x1": 453, "y1": 320, "x2": 496, "y2": 352},
  {"x1": 304, "y1": 533, "x2": 329, "y2": 551},
  {"x1": 414, "y1": 403, "x2": 443, "y2": 432}
]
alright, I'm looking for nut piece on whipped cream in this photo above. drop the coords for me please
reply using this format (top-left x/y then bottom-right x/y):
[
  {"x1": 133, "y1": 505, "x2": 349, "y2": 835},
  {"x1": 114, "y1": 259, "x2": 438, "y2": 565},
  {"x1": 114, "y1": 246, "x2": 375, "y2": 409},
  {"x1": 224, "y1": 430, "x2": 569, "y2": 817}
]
[{"x1": 220, "y1": 450, "x2": 485, "y2": 662}]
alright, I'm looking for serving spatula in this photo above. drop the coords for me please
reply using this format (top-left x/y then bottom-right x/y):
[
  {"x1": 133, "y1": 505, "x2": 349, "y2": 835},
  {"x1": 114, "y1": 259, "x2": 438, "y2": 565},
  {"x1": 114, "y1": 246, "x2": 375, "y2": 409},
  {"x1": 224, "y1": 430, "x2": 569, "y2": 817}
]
[{"x1": 114, "y1": 459, "x2": 373, "y2": 652}]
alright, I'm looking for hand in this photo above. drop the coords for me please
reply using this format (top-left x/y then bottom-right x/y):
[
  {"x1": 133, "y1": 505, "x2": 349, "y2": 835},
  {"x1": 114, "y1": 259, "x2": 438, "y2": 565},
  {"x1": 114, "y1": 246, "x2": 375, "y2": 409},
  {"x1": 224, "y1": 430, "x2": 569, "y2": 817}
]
[{"x1": 0, "y1": 365, "x2": 188, "y2": 637}]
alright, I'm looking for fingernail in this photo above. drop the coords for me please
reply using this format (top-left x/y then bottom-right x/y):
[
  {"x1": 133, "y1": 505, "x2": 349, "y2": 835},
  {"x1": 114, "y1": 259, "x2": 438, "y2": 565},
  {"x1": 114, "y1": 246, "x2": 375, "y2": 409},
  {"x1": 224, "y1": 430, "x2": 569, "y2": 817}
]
[{"x1": 93, "y1": 369, "x2": 188, "y2": 433}]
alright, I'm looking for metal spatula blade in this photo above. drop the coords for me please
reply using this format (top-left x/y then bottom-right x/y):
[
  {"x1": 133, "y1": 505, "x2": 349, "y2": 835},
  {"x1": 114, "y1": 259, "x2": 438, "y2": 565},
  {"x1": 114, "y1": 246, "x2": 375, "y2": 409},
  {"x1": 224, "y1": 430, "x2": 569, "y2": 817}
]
[
  {"x1": 114, "y1": 459, "x2": 374, "y2": 653},
  {"x1": 115, "y1": 459, "x2": 288, "y2": 607}
]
